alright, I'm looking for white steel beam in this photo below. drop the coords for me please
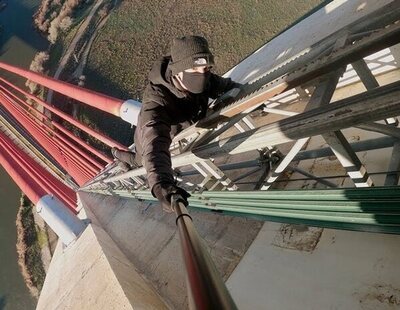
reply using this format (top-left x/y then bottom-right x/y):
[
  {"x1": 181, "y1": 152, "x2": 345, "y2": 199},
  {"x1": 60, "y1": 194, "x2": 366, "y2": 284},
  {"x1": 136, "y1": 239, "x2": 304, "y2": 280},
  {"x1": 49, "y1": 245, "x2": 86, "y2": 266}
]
[{"x1": 322, "y1": 131, "x2": 373, "y2": 187}]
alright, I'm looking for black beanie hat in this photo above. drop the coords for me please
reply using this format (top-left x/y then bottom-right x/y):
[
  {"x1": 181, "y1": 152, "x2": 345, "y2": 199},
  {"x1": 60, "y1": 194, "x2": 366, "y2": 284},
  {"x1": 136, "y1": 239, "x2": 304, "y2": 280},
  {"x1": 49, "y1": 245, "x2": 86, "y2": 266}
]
[{"x1": 169, "y1": 36, "x2": 215, "y2": 76}]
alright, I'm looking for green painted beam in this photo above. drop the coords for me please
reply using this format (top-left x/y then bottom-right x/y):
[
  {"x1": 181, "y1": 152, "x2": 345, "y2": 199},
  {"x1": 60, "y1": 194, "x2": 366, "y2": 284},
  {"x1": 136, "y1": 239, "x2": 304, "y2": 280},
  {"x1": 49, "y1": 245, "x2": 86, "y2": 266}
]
[{"x1": 88, "y1": 186, "x2": 400, "y2": 234}]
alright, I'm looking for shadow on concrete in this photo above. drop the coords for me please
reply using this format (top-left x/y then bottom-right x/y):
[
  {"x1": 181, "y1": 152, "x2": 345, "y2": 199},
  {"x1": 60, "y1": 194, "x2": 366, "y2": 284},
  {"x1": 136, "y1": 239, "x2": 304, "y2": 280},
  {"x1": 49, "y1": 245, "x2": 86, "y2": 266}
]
[{"x1": 0, "y1": 295, "x2": 6, "y2": 310}]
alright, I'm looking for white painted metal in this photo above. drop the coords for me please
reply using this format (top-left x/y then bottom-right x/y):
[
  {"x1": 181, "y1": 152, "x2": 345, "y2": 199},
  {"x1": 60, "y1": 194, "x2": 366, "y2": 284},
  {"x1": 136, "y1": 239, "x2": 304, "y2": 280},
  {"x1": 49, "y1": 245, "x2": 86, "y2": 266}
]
[
  {"x1": 261, "y1": 138, "x2": 309, "y2": 190},
  {"x1": 36, "y1": 195, "x2": 86, "y2": 246},
  {"x1": 322, "y1": 131, "x2": 374, "y2": 187},
  {"x1": 119, "y1": 99, "x2": 141, "y2": 125},
  {"x1": 199, "y1": 160, "x2": 238, "y2": 190}
]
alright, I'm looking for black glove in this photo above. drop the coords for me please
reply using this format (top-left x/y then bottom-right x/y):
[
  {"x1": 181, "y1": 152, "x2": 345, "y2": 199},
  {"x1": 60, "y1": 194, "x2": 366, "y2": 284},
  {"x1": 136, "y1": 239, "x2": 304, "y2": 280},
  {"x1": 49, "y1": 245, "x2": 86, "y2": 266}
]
[
  {"x1": 212, "y1": 83, "x2": 245, "y2": 111},
  {"x1": 152, "y1": 183, "x2": 191, "y2": 213}
]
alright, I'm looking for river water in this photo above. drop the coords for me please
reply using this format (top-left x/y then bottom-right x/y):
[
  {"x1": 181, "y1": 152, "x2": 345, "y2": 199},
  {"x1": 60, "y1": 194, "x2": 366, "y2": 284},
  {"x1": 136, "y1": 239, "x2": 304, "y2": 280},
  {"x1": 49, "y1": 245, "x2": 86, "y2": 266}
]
[{"x1": 0, "y1": 0, "x2": 48, "y2": 309}]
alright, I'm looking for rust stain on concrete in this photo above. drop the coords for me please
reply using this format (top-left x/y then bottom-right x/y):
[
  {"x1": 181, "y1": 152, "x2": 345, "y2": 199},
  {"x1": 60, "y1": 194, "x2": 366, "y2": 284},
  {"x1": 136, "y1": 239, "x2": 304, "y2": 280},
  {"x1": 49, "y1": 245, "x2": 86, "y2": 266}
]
[{"x1": 271, "y1": 224, "x2": 323, "y2": 252}]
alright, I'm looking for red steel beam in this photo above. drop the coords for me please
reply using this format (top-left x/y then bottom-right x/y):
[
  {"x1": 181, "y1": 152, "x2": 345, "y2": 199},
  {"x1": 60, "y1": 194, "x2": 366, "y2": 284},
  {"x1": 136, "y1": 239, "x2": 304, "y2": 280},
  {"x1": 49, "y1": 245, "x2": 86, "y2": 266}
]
[
  {"x1": 0, "y1": 61, "x2": 123, "y2": 116},
  {"x1": 0, "y1": 77, "x2": 128, "y2": 151}
]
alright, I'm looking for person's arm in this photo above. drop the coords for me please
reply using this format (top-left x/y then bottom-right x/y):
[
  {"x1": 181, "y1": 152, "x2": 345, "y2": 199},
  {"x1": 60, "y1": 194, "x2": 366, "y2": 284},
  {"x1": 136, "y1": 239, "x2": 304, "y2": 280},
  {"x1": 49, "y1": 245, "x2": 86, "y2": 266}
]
[
  {"x1": 140, "y1": 105, "x2": 190, "y2": 212},
  {"x1": 141, "y1": 120, "x2": 174, "y2": 188},
  {"x1": 207, "y1": 73, "x2": 242, "y2": 99}
]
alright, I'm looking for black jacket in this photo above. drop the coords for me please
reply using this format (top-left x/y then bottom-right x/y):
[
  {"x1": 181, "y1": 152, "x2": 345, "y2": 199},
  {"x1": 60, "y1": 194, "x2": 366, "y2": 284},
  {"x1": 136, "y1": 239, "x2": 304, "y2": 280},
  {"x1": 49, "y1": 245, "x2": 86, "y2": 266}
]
[{"x1": 134, "y1": 56, "x2": 236, "y2": 192}]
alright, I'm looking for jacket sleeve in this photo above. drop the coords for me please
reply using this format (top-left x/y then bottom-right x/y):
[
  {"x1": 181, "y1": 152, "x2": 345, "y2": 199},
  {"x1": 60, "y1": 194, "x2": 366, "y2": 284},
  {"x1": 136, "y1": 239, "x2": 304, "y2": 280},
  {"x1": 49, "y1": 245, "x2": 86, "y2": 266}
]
[
  {"x1": 141, "y1": 117, "x2": 175, "y2": 192},
  {"x1": 207, "y1": 73, "x2": 240, "y2": 99}
]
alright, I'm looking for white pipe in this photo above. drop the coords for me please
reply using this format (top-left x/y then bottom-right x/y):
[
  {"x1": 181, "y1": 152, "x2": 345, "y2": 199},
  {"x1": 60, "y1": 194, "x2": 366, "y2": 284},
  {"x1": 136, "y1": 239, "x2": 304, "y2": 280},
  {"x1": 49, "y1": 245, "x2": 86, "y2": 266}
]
[
  {"x1": 36, "y1": 195, "x2": 86, "y2": 246},
  {"x1": 119, "y1": 99, "x2": 141, "y2": 125}
]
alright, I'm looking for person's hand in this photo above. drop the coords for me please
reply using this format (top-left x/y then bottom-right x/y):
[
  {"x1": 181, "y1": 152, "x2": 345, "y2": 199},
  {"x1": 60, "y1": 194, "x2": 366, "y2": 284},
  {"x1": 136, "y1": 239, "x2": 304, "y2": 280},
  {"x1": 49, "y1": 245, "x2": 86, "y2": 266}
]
[
  {"x1": 212, "y1": 83, "x2": 245, "y2": 111},
  {"x1": 152, "y1": 183, "x2": 191, "y2": 213}
]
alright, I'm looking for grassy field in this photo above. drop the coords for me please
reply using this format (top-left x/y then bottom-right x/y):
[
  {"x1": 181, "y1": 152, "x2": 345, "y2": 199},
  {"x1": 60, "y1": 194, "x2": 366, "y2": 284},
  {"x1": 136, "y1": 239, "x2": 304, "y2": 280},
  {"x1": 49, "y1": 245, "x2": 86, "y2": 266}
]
[
  {"x1": 86, "y1": 0, "x2": 324, "y2": 101},
  {"x1": 78, "y1": 0, "x2": 325, "y2": 144}
]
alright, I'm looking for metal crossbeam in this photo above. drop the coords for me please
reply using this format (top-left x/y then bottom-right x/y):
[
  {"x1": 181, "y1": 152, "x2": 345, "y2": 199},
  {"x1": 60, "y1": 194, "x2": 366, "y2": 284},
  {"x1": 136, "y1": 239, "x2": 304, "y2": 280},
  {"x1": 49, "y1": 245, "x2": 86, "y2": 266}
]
[
  {"x1": 356, "y1": 122, "x2": 400, "y2": 138},
  {"x1": 288, "y1": 166, "x2": 337, "y2": 188},
  {"x1": 196, "y1": 81, "x2": 400, "y2": 158},
  {"x1": 84, "y1": 81, "x2": 400, "y2": 188},
  {"x1": 352, "y1": 58, "x2": 398, "y2": 125},
  {"x1": 196, "y1": 160, "x2": 238, "y2": 191},
  {"x1": 261, "y1": 67, "x2": 343, "y2": 190},
  {"x1": 261, "y1": 138, "x2": 309, "y2": 190},
  {"x1": 322, "y1": 131, "x2": 373, "y2": 187}
]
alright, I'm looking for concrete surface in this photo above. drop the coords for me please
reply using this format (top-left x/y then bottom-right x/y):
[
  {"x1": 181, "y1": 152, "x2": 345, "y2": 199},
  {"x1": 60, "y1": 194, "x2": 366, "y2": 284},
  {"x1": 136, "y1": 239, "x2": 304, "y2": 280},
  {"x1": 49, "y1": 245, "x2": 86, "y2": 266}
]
[
  {"x1": 226, "y1": 222, "x2": 400, "y2": 310},
  {"x1": 36, "y1": 217, "x2": 167, "y2": 310},
  {"x1": 78, "y1": 191, "x2": 262, "y2": 310}
]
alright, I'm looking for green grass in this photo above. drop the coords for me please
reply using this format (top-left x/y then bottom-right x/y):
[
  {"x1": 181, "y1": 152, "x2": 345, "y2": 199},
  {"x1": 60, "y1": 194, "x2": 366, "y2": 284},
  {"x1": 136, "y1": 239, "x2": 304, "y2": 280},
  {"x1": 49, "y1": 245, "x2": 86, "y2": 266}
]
[
  {"x1": 19, "y1": 195, "x2": 46, "y2": 292},
  {"x1": 36, "y1": 227, "x2": 48, "y2": 250},
  {"x1": 85, "y1": 0, "x2": 324, "y2": 101},
  {"x1": 45, "y1": 0, "x2": 325, "y2": 145}
]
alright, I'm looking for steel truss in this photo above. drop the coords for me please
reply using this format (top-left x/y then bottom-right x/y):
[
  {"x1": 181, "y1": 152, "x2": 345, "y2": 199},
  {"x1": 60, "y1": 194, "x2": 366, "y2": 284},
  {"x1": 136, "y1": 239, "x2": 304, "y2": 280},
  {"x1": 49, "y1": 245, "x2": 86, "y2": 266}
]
[{"x1": 82, "y1": 2, "x2": 400, "y2": 233}]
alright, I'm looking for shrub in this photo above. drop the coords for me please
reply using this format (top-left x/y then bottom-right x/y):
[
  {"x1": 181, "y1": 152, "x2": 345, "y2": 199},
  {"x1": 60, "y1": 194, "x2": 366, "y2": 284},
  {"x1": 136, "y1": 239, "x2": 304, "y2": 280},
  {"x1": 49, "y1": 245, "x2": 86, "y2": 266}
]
[{"x1": 26, "y1": 52, "x2": 50, "y2": 94}]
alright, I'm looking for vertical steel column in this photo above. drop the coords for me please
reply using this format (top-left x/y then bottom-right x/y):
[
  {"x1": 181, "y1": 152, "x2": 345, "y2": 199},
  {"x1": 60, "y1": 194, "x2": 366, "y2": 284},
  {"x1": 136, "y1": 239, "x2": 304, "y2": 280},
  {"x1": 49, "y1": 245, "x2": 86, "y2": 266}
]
[{"x1": 171, "y1": 194, "x2": 237, "y2": 310}]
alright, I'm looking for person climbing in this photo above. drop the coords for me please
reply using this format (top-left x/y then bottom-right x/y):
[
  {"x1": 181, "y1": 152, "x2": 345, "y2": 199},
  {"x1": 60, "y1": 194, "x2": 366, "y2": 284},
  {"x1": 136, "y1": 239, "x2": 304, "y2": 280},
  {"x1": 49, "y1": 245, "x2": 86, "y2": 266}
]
[{"x1": 112, "y1": 35, "x2": 242, "y2": 212}]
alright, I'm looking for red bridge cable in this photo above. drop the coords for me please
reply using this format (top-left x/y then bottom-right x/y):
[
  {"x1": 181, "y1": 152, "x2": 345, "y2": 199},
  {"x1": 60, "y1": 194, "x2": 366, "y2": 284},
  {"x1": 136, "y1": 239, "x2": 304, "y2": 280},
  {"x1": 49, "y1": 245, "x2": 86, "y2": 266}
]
[
  {"x1": 0, "y1": 77, "x2": 128, "y2": 151},
  {"x1": 53, "y1": 122, "x2": 111, "y2": 165},
  {"x1": 0, "y1": 86, "x2": 106, "y2": 169},
  {"x1": 0, "y1": 96, "x2": 95, "y2": 187},
  {"x1": 0, "y1": 62, "x2": 124, "y2": 120},
  {"x1": 0, "y1": 139, "x2": 44, "y2": 203},
  {"x1": 0, "y1": 83, "x2": 112, "y2": 165},
  {"x1": 0, "y1": 132, "x2": 76, "y2": 211},
  {"x1": 0, "y1": 136, "x2": 76, "y2": 210},
  {"x1": 0, "y1": 92, "x2": 99, "y2": 176},
  {"x1": 0, "y1": 94, "x2": 91, "y2": 185}
]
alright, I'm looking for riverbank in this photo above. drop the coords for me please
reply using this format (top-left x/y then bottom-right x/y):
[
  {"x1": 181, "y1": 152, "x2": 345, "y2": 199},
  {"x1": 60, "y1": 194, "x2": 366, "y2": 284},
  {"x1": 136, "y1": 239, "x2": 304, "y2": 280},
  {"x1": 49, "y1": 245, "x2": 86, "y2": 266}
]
[
  {"x1": 15, "y1": 195, "x2": 46, "y2": 298},
  {"x1": 0, "y1": 0, "x2": 49, "y2": 307}
]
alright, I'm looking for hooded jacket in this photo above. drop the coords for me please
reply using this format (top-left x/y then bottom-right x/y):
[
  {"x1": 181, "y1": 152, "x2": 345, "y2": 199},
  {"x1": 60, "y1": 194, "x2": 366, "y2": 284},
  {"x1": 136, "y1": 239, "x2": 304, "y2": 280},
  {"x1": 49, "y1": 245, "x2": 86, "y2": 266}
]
[{"x1": 134, "y1": 56, "x2": 237, "y2": 192}]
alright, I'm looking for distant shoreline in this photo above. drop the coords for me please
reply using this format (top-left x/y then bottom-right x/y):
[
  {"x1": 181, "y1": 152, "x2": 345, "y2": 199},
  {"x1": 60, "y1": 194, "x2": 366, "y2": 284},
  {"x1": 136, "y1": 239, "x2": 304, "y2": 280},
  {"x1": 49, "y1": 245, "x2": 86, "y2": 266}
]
[{"x1": 15, "y1": 195, "x2": 47, "y2": 298}]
